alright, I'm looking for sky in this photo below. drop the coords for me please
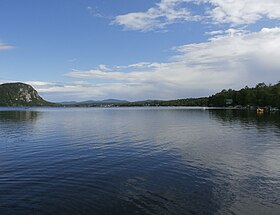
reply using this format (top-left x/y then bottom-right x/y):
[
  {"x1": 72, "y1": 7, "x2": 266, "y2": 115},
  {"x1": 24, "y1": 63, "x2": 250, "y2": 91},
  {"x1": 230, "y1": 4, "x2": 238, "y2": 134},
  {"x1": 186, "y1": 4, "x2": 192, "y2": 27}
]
[{"x1": 1, "y1": 0, "x2": 280, "y2": 102}]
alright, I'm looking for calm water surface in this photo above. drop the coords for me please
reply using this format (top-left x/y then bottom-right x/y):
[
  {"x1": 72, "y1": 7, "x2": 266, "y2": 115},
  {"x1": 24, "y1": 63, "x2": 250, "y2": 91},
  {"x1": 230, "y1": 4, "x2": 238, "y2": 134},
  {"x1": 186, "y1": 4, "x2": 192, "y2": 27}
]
[{"x1": 0, "y1": 107, "x2": 279, "y2": 214}]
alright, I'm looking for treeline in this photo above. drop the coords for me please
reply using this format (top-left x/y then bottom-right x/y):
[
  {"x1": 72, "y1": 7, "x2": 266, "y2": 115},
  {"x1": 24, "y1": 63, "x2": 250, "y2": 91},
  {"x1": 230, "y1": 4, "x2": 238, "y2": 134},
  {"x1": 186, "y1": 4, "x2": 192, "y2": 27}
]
[
  {"x1": 65, "y1": 82, "x2": 280, "y2": 108},
  {"x1": 208, "y1": 82, "x2": 280, "y2": 108},
  {"x1": 119, "y1": 82, "x2": 280, "y2": 108},
  {"x1": 119, "y1": 98, "x2": 209, "y2": 107}
]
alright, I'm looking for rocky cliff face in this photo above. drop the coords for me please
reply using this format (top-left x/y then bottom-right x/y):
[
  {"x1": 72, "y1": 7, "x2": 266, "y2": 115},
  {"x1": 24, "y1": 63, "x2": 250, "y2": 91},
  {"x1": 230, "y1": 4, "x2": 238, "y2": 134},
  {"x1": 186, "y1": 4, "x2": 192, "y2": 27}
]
[{"x1": 0, "y1": 83, "x2": 52, "y2": 106}]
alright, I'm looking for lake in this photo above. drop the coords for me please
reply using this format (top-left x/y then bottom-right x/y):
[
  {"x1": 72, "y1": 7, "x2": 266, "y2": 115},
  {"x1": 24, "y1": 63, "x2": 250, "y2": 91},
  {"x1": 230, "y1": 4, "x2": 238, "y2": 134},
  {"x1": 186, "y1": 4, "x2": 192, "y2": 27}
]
[{"x1": 0, "y1": 107, "x2": 279, "y2": 214}]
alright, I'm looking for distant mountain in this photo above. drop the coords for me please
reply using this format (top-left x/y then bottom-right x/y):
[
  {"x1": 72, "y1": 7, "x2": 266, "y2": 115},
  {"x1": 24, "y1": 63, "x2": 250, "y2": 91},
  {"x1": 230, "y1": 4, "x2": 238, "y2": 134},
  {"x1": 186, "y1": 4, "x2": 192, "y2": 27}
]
[
  {"x1": 60, "y1": 99, "x2": 129, "y2": 105},
  {"x1": 0, "y1": 82, "x2": 53, "y2": 106},
  {"x1": 60, "y1": 101, "x2": 79, "y2": 105},
  {"x1": 79, "y1": 100, "x2": 96, "y2": 104},
  {"x1": 100, "y1": 99, "x2": 128, "y2": 103}
]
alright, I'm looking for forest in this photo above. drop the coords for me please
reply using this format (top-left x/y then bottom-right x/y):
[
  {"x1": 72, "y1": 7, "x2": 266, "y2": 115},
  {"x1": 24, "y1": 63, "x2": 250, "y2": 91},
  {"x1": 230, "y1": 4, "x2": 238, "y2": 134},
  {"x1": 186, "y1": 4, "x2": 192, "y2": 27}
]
[{"x1": 208, "y1": 82, "x2": 280, "y2": 108}]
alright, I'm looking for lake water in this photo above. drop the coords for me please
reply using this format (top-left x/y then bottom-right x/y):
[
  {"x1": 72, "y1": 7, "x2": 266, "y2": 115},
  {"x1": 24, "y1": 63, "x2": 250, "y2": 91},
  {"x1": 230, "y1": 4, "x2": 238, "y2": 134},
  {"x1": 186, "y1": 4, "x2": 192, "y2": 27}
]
[{"x1": 0, "y1": 107, "x2": 279, "y2": 215}]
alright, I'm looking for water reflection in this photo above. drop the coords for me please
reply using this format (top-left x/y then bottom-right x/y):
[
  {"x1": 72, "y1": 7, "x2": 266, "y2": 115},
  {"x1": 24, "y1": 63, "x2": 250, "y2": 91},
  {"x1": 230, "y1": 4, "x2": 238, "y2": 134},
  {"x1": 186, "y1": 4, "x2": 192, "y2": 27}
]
[
  {"x1": 209, "y1": 109, "x2": 280, "y2": 129},
  {"x1": 0, "y1": 108, "x2": 279, "y2": 214},
  {"x1": 204, "y1": 109, "x2": 280, "y2": 214},
  {"x1": 0, "y1": 110, "x2": 41, "y2": 123}
]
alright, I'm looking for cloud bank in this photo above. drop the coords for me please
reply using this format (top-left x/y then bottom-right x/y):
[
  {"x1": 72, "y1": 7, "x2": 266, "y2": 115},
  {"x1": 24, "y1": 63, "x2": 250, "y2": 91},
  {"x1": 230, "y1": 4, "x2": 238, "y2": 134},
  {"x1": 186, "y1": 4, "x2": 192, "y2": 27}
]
[{"x1": 32, "y1": 27, "x2": 279, "y2": 101}]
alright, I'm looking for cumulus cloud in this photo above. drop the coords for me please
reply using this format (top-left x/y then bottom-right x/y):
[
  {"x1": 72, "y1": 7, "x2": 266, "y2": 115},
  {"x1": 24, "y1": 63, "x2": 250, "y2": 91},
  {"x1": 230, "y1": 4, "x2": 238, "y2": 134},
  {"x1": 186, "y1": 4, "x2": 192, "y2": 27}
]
[
  {"x1": 62, "y1": 27, "x2": 280, "y2": 100},
  {"x1": 6, "y1": 27, "x2": 277, "y2": 101},
  {"x1": 205, "y1": 0, "x2": 280, "y2": 25},
  {"x1": 113, "y1": 0, "x2": 280, "y2": 31},
  {"x1": 113, "y1": 0, "x2": 200, "y2": 31},
  {"x1": 25, "y1": 81, "x2": 162, "y2": 102}
]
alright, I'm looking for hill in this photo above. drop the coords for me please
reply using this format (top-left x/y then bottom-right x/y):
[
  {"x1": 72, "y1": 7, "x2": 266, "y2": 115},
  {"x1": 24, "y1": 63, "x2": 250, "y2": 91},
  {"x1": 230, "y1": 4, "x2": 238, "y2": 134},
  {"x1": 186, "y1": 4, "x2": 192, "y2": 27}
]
[
  {"x1": 78, "y1": 99, "x2": 128, "y2": 104},
  {"x1": 0, "y1": 82, "x2": 54, "y2": 106},
  {"x1": 208, "y1": 82, "x2": 280, "y2": 108}
]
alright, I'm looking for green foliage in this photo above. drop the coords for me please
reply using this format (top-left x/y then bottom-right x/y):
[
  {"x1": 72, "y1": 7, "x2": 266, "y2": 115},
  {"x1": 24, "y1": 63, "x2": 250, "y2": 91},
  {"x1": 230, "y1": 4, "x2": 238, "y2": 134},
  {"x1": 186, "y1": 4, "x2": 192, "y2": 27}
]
[
  {"x1": 118, "y1": 98, "x2": 209, "y2": 107},
  {"x1": 0, "y1": 83, "x2": 55, "y2": 106},
  {"x1": 209, "y1": 82, "x2": 280, "y2": 108}
]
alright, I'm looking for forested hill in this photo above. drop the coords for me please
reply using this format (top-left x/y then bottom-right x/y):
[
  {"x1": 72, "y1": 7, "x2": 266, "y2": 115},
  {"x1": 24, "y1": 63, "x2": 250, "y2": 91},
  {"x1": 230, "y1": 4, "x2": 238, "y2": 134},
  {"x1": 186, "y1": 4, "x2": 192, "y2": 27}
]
[
  {"x1": 208, "y1": 82, "x2": 280, "y2": 108},
  {"x1": 0, "y1": 83, "x2": 54, "y2": 106}
]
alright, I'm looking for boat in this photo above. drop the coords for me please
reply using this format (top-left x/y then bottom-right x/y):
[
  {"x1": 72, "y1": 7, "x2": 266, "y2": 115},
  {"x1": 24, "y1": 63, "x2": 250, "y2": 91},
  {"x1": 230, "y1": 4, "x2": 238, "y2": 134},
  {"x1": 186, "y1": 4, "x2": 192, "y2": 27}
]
[{"x1": 256, "y1": 108, "x2": 264, "y2": 114}]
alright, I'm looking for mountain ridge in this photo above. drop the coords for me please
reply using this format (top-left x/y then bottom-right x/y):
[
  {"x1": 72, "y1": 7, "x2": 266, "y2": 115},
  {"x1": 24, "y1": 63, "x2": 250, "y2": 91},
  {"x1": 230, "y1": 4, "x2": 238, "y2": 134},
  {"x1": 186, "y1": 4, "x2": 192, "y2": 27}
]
[{"x1": 60, "y1": 99, "x2": 129, "y2": 105}]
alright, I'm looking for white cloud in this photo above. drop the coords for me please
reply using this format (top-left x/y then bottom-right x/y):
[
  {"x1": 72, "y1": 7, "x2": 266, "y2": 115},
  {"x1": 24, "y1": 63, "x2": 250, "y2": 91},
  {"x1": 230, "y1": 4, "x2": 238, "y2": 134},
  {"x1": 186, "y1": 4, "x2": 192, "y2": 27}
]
[
  {"x1": 113, "y1": 0, "x2": 200, "y2": 31},
  {"x1": 63, "y1": 27, "x2": 280, "y2": 100},
  {"x1": 205, "y1": 0, "x2": 280, "y2": 25},
  {"x1": 5, "y1": 27, "x2": 276, "y2": 101},
  {"x1": 206, "y1": 28, "x2": 249, "y2": 38},
  {"x1": 113, "y1": 0, "x2": 280, "y2": 31},
  {"x1": 114, "y1": 62, "x2": 160, "y2": 70},
  {"x1": 0, "y1": 42, "x2": 13, "y2": 50},
  {"x1": 98, "y1": 64, "x2": 111, "y2": 71},
  {"x1": 25, "y1": 80, "x2": 161, "y2": 102}
]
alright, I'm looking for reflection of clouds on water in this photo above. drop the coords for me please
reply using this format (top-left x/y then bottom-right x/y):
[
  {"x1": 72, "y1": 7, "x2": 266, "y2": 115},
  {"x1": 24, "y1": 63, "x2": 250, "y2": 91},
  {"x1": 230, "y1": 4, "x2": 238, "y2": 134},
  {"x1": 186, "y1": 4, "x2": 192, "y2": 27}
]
[
  {"x1": 103, "y1": 108, "x2": 280, "y2": 214},
  {"x1": 46, "y1": 108, "x2": 280, "y2": 214},
  {"x1": 202, "y1": 110, "x2": 280, "y2": 214},
  {"x1": 27, "y1": 108, "x2": 225, "y2": 214},
  {"x1": 207, "y1": 110, "x2": 280, "y2": 177},
  {"x1": 262, "y1": 148, "x2": 280, "y2": 175},
  {"x1": 0, "y1": 108, "x2": 279, "y2": 214}
]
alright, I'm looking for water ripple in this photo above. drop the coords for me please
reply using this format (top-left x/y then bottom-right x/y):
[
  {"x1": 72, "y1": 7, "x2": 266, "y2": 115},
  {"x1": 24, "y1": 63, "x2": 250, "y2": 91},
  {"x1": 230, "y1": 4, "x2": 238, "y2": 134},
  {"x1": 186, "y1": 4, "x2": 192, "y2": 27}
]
[{"x1": 0, "y1": 108, "x2": 279, "y2": 214}]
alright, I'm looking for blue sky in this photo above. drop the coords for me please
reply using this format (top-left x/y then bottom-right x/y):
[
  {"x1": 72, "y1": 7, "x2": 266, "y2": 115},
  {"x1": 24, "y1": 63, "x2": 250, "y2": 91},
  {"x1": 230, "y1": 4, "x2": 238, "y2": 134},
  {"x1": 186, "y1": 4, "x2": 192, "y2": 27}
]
[{"x1": 1, "y1": 0, "x2": 280, "y2": 101}]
